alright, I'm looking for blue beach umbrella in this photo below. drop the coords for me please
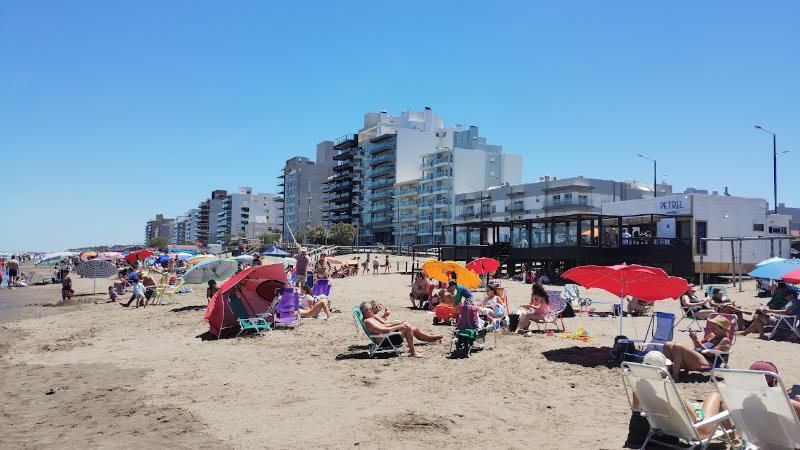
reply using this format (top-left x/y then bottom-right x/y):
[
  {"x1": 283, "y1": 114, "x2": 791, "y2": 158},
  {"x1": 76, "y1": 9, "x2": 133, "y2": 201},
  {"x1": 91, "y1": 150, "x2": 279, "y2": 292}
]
[{"x1": 748, "y1": 259, "x2": 800, "y2": 280}]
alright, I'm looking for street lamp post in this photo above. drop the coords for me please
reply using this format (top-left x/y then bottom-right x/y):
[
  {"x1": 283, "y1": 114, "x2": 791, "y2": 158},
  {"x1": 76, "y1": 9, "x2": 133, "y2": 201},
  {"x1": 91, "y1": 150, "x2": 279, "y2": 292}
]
[
  {"x1": 754, "y1": 125, "x2": 778, "y2": 214},
  {"x1": 353, "y1": 200, "x2": 363, "y2": 247},
  {"x1": 637, "y1": 154, "x2": 657, "y2": 198}
]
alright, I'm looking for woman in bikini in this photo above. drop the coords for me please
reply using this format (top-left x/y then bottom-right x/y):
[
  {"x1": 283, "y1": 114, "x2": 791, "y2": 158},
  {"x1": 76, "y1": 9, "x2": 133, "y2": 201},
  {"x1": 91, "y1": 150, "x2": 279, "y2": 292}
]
[
  {"x1": 517, "y1": 282, "x2": 550, "y2": 336},
  {"x1": 662, "y1": 315, "x2": 732, "y2": 380},
  {"x1": 298, "y1": 284, "x2": 335, "y2": 319}
]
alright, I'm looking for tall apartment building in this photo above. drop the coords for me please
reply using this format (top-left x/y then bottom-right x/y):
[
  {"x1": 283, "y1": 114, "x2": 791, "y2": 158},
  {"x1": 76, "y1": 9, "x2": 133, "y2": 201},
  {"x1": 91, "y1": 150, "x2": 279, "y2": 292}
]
[
  {"x1": 144, "y1": 214, "x2": 175, "y2": 244},
  {"x1": 173, "y1": 213, "x2": 189, "y2": 244},
  {"x1": 184, "y1": 208, "x2": 199, "y2": 244},
  {"x1": 322, "y1": 135, "x2": 363, "y2": 231},
  {"x1": 279, "y1": 142, "x2": 334, "y2": 241},
  {"x1": 195, "y1": 190, "x2": 228, "y2": 245},
  {"x1": 215, "y1": 187, "x2": 283, "y2": 240},
  {"x1": 321, "y1": 109, "x2": 522, "y2": 246}
]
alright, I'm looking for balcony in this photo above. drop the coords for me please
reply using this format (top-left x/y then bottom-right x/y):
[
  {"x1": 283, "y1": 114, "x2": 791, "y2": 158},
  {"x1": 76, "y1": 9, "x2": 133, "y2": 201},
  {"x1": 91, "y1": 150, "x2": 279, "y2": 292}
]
[
  {"x1": 365, "y1": 140, "x2": 396, "y2": 155},
  {"x1": 418, "y1": 201, "x2": 433, "y2": 209},
  {"x1": 370, "y1": 153, "x2": 395, "y2": 167},
  {"x1": 329, "y1": 170, "x2": 352, "y2": 181},
  {"x1": 372, "y1": 203, "x2": 393, "y2": 212},
  {"x1": 433, "y1": 170, "x2": 453, "y2": 179},
  {"x1": 399, "y1": 226, "x2": 418, "y2": 234},
  {"x1": 396, "y1": 187, "x2": 418, "y2": 196},
  {"x1": 399, "y1": 213, "x2": 417, "y2": 221},
  {"x1": 369, "y1": 166, "x2": 394, "y2": 178},
  {"x1": 367, "y1": 178, "x2": 395, "y2": 190},
  {"x1": 398, "y1": 200, "x2": 417, "y2": 208},
  {"x1": 371, "y1": 191, "x2": 393, "y2": 201},
  {"x1": 432, "y1": 183, "x2": 453, "y2": 194},
  {"x1": 543, "y1": 198, "x2": 592, "y2": 209},
  {"x1": 322, "y1": 180, "x2": 351, "y2": 192},
  {"x1": 371, "y1": 215, "x2": 392, "y2": 225},
  {"x1": 420, "y1": 156, "x2": 453, "y2": 169}
]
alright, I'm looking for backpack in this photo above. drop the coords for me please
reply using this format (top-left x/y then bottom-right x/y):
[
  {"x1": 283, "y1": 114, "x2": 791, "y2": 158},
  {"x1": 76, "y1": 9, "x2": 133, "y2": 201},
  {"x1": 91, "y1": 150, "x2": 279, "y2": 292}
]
[{"x1": 608, "y1": 335, "x2": 636, "y2": 366}]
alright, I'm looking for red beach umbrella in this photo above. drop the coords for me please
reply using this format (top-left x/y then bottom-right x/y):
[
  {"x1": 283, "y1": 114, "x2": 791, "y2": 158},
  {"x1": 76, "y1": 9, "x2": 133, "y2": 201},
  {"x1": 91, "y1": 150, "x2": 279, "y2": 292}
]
[
  {"x1": 204, "y1": 263, "x2": 288, "y2": 337},
  {"x1": 782, "y1": 268, "x2": 800, "y2": 284},
  {"x1": 466, "y1": 257, "x2": 501, "y2": 275},
  {"x1": 125, "y1": 250, "x2": 153, "y2": 263},
  {"x1": 562, "y1": 263, "x2": 690, "y2": 335}
]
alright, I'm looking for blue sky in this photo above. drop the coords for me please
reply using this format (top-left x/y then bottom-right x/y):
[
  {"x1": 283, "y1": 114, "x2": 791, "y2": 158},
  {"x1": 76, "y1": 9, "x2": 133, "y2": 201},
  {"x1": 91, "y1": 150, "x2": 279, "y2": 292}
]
[{"x1": 1, "y1": 1, "x2": 798, "y2": 251}]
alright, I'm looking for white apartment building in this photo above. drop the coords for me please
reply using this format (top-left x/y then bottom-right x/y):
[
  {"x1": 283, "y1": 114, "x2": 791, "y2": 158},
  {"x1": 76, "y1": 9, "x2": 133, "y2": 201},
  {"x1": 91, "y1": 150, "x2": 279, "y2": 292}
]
[{"x1": 216, "y1": 187, "x2": 283, "y2": 240}]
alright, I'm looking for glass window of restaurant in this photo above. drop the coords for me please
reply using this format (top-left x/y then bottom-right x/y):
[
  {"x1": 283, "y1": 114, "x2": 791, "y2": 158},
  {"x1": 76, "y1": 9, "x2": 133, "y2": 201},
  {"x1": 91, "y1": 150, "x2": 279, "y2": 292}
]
[
  {"x1": 512, "y1": 225, "x2": 528, "y2": 248},
  {"x1": 554, "y1": 220, "x2": 578, "y2": 247},
  {"x1": 443, "y1": 225, "x2": 454, "y2": 245},
  {"x1": 468, "y1": 227, "x2": 481, "y2": 245},
  {"x1": 532, "y1": 222, "x2": 550, "y2": 248},
  {"x1": 602, "y1": 218, "x2": 620, "y2": 248},
  {"x1": 456, "y1": 227, "x2": 468, "y2": 245},
  {"x1": 581, "y1": 218, "x2": 598, "y2": 247}
]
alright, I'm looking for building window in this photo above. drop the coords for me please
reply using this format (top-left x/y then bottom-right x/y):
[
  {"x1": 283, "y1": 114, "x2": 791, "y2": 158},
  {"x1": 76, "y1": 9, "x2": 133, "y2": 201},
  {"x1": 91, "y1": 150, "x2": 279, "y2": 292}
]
[
  {"x1": 769, "y1": 226, "x2": 787, "y2": 234},
  {"x1": 695, "y1": 221, "x2": 707, "y2": 255},
  {"x1": 564, "y1": 193, "x2": 572, "y2": 200},
  {"x1": 552, "y1": 195, "x2": 560, "y2": 201},
  {"x1": 753, "y1": 223, "x2": 764, "y2": 232}
]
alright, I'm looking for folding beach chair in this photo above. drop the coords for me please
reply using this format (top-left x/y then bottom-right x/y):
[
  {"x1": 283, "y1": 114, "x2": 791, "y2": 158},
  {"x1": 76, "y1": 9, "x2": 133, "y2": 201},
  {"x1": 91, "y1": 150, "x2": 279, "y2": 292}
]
[
  {"x1": 228, "y1": 293, "x2": 272, "y2": 337},
  {"x1": 621, "y1": 312, "x2": 675, "y2": 362},
  {"x1": 524, "y1": 290, "x2": 566, "y2": 333},
  {"x1": 149, "y1": 273, "x2": 172, "y2": 305},
  {"x1": 273, "y1": 288, "x2": 300, "y2": 329},
  {"x1": 622, "y1": 361, "x2": 735, "y2": 449},
  {"x1": 756, "y1": 279, "x2": 771, "y2": 297},
  {"x1": 352, "y1": 307, "x2": 402, "y2": 357},
  {"x1": 765, "y1": 311, "x2": 800, "y2": 341},
  {"x1": 155, "y1": 279, "x2": 184, "y2": 305},
  {"x1": 685, "y1": 313, "x2": 737, "y2": 375},
  {"x1": 563, "y1": 283, "x2": 592, "y2": 309},
  {"x1": 711, "y1": 368, "x2": 800, "y2": 450},
  {"x1": 20, "y1": 270, "x2": 35, "y2": 286},
  {"x1": 449, "y1": 302, "x2": 492, "y2": 357},
  {"x1": 674, "y1": 301, "x2": 706, "y2": 332}
]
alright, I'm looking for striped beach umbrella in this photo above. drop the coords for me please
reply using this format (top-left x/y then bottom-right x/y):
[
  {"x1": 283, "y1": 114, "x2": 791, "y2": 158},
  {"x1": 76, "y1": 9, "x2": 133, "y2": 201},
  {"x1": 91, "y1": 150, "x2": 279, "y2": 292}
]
[
  {"x1": 182, "y1": 258, "x2": 236, "y2": 284},
  {"x1": 75, "y1": 259, "x2": 118, "y2": 293}
]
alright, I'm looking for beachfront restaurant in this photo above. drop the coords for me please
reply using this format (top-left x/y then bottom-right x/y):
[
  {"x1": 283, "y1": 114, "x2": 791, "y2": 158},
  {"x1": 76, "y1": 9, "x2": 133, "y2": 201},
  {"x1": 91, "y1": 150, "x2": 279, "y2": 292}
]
[
  {"x1": 438, "y1": 212, "x2": 695, "y2": 281},
  {"x1": 601, "y1": 193, "x2": 794, "y2": 278}
]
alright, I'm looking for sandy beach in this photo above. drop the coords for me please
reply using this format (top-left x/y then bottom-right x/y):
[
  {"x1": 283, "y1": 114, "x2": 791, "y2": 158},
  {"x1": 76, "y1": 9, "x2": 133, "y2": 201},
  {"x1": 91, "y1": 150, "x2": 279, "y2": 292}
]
[{"x1": 1, "y1": 256, "x2": 798, "y2": 449}]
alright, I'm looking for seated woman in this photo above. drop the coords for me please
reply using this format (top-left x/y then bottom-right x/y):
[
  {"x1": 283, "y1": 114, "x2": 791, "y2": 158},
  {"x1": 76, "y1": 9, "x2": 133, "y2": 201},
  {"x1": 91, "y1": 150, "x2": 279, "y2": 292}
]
[
  {"x1": 662, "y1": 315, "x2": 732, "y2": 380},
  {"x1": 481, "y1": 284, "x2": 506, "y2": 324},
  {"x1": 298, "y1": 284, "x2": 335, "y2": 319},
  {"x1": 626, "y1": 351, "x2": 738, "y2": 447},
  {"x1": 626, "y1": 295, "x2": 650, "y2": 316},
  {"x1": 680, "y1": 287, "x2": 715, "y2": 319},
  {"x1": 707, "y1": 288, "x2": 750, "y2": 328},
  {"x1": 409, "y1": 272, "x2": 431, "y2": 309},
  {"x1": 517, "y1": 282, "x2": 550, "y2": 336},
  {"x1": 742, "y1": 289, "x2": 798, "y2": 338}
]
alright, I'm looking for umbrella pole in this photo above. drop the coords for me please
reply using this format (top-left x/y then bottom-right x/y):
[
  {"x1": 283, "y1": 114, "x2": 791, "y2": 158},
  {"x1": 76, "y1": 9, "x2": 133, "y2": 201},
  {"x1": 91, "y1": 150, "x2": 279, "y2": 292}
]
[
  {"x1": 619, "y1": 295, "x2": 623, "y2": 336},
  {"x1": 93, "y1": 277, "x2": 96, "y2": 294}
]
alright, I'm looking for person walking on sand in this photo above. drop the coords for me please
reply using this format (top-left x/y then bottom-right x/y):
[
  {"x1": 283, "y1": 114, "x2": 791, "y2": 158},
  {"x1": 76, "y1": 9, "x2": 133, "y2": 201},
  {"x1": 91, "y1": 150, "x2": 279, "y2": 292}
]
[
  {"x1": 293, "y1": 247, "x2": 310, "y2": 287},
  {"x1": 61, "y1": 272, "x2": 73, "y2": 301},
  {"x1": 372, "y1": 257, "x2": 379, "y2": 276},
  {"x1": 360, "y1": 302, "x2": 442, "y2": 357},
  {"x1": 384, "y1": 255, "x2": 390, "y2": 274},
  {"x1": 6, "y1": 258, "x2": 19, "y2": 289}
]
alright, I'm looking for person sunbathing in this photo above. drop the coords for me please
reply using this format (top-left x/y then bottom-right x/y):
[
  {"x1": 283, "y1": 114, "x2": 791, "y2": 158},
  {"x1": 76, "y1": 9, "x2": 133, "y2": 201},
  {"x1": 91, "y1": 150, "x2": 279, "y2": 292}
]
[
  {"x1": 627, "y1": 351, "x2": 738, "y2": 446},
  {"x1": 626, "y1": 295, "x2": 650, "y2": 316},
  {"x1": 742, "y1": 289, "x2": 798, "y2": 339},
  {"x1": 409, "y1": 272, "x2": 431, "y2": 309},
  {"x1": 708, "y1": 288, "x2": 750, "y2": 326},
  {"x1": 298, "y1": 284, "x2": 335, "y2": 319},
  {"x1": 517, "y1": 282, "x2": 550, "y2": 336},
  {"x1": 359, "y1": 302, "x2": 442, "y2": 357},
  {"x1": 680, "y1": 287, "x2": 715, "y2": 319},
  {"x1": 662, "y1": 315, "x2": 732, "y2": 380},
  {"x1": 369, "y1": 300, "x2": 391, "y2": 322},
  {"x1": 481, "y1": 284, "x2": 506, "y2": 324}
]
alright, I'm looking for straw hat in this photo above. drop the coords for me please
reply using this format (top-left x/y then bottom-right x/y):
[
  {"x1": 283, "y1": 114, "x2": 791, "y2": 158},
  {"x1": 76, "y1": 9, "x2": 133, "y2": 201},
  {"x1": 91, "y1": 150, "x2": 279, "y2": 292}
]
[
  {"x1": 300, "y1": 247, "x2": 308, "y2": 253},
  {"x1": 643, "y1": 351, "x2": 672, "y2": 369},
  {"x1": 708, "y1": 315, "x2": 731, "y2": 331}
]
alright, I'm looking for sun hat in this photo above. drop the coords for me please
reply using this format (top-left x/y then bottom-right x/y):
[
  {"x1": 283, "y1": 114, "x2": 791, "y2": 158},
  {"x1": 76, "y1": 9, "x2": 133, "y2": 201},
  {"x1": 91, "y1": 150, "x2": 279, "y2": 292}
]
[
  {"x1": 300, "y1": 247, "x2": 308, "y2": 253},
  {"x1": 643, "y1": 351, "x2": 672, "y2": 369},
  {"x1": 749, "y1": 360, "x2": 778, "y2": 385},
  {"x1": 708, "y1": 315, "x2": 731, "y2": 331},
  {"x1": 688, "y1": 285, "x2": 697, "y2": 291}
]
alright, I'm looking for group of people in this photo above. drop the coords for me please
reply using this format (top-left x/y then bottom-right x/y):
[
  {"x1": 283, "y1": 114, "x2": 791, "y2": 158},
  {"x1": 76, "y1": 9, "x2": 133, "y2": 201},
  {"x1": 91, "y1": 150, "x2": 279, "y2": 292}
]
[
  {"x1": 680, "y1": 283, "x2": 798, "y2": 337},
  {"x1": 359, "y1": 254, "x2": 390, "y2": 276},
  {"x1": 0, "y1": 257, "x2": 20, "y2": 289}
]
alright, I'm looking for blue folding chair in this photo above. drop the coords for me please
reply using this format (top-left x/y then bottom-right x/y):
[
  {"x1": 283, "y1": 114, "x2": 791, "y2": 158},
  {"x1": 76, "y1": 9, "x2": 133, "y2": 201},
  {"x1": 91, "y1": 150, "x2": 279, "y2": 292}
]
[{"x1": 622, "y1": 312, "x2": 675, "y2": 361}]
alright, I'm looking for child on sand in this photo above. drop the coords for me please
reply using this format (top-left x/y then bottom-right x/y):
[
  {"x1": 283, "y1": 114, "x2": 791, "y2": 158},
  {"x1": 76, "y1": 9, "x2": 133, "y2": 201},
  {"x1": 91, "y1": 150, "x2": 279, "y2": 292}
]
[
  {"x1": 133, "y1": 279, "x2": 146, "y2": 308},
  {"x1": 108, "y1": 286, "x2": 118, "y2": 303}
]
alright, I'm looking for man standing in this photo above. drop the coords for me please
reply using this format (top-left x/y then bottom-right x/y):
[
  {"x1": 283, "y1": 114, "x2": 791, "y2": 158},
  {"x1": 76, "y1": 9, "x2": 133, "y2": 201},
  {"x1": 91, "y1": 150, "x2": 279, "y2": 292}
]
[
  {"x1": 6, "y1": 257, "x2": 19, "y2": 289},
  {"x1": 293, "y1": 247, "x2": 310, "y2": 287}
]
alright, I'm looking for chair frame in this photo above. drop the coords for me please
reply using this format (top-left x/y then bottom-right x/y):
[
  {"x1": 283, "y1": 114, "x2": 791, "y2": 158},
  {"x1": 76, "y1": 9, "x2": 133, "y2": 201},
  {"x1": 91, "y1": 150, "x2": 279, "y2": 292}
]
[
  {"x1": 711, "y1": 368, "x2": 800, "y2": 449},
  {"x1": 766, "y1": 313, "x2": 800, "y2": 340},
  {"x1": 228, "y1": 293, "x2": 272, "y2": 338},
  {"x1": 352, "y1": 307, "x2": 402, "y2": 357},
  {"x1": 622, "y1": 362, "x2": 735, "y2": 449},
  {"x1": 621, "y1": 312, "x2": 675, "y2": 361}
]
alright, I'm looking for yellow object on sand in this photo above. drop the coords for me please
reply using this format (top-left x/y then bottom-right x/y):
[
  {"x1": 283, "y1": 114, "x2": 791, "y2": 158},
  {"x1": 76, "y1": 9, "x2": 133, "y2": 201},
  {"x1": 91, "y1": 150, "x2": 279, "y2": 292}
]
[
  {"x1": 420, "y1": 260, "x2": 481, "y2": 290},
  {"x1": 187, "y1": 254, "x2": 216, "y2": 266}
]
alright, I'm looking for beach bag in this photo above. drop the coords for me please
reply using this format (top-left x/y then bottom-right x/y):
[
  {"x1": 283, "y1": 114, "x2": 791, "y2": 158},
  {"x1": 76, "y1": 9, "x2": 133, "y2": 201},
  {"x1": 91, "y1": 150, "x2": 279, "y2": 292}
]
[
  {"x1": 561, "y1": 301, "x2": 576, "y2": 318},
  {"x1": 508, "y1": 313, "x2": 519, "y2": 332},
  {"x1": 608, "y1": 335, "x2": 635, "y2": 366}
]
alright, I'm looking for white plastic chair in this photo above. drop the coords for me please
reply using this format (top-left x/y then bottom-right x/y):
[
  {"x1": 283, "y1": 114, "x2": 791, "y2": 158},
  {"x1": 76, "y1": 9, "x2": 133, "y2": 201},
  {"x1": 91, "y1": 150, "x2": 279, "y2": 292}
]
[
  {"x1": 622, "y1": 362, "x2": 734, "y2": 449},
  {"x1": 711, "y1": 368, "x2": 800, "y2": 450}
]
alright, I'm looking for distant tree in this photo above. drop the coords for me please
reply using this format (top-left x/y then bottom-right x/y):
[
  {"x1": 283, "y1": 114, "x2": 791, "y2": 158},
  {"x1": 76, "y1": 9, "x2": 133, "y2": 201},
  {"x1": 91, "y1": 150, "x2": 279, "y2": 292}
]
[
  {"x1": 305, "y1": 226, "x2": 329, "y2": 245},
  {"x1": 146, "y1": 237, "x2": 170, "y2": 250},
  {"x1": 329, "y1": 223, "x2": 356, "y2": 246},
  {"x1": 258, "y1": 233, "x2": 282, "y2": 246}
]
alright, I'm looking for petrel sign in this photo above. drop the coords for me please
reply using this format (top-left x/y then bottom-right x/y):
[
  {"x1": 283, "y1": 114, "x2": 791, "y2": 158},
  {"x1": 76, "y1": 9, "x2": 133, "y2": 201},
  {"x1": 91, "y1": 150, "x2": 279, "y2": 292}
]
[{"x1": 658, "y1": 199, "x2": 690, "y2": 215}]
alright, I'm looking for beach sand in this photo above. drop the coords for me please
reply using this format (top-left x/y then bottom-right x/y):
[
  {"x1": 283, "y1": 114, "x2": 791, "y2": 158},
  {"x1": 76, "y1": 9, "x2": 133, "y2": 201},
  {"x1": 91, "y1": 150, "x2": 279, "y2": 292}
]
[{"x1": 1, "y1": 256, "x2": 797, "y2": 449}]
